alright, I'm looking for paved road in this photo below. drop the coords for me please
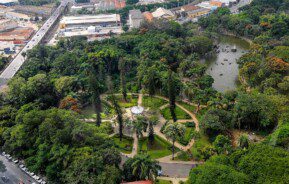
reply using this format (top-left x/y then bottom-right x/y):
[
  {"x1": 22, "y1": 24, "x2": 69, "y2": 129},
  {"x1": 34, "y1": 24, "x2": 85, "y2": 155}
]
[
  {"x1": 0, "y1": 0, "x2": 70, "y2": 81},
  {"x1": 0, "y1": 155, "x2": 36, "y2": 184},
  {"x1": 121, "y1": 155, "x2": 196, "y2": 178}
]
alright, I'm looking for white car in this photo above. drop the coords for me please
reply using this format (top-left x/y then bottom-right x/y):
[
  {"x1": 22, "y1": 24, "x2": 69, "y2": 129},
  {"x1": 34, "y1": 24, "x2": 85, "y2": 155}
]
[
  {"x1": 2, "y1": 152, "x2": 5, "y2": 156},
  {"x1": 40, "y1": 181, "x2": 46, "y2": 184},
  {"x1": 30, "y1": 172, "x2": 35, "y2": 177},
  {"x1": 19, "y1": 164, "x2": 24, "y2": 168},
  {"x1": 12, "y1": 159, "x2": 19, "y2": 164},
  {"x1": 37, "y1": 178, "x2": 43, "y2": 183}
]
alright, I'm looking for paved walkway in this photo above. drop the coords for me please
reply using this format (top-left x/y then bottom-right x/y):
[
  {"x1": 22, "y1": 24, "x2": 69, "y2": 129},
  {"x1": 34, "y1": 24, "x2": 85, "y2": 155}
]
[{"x1": 154, "y1": 95, "x2": 200, "y2": 131}]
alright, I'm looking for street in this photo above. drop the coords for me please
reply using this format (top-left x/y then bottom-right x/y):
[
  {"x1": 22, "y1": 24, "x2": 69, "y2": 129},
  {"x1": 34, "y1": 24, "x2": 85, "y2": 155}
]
[
  {"x1": 0, "y1": 0, "x2": 71, "y2": 81},
  {"x1": 0, "y1": 155, "x2": 36, "y2": 184}
]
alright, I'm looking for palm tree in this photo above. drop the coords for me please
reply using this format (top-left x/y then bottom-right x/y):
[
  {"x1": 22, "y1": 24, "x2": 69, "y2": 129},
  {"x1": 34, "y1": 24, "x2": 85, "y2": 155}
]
[
  {"x1": 133, "y1": 116, "x2": 147, "y2": 139},
  {"x1": 164, "y1": 122, "x2": 185, "y2": 160},
  {"x1": 131, "y1": 154, "x2": 161, "y2": 181}
]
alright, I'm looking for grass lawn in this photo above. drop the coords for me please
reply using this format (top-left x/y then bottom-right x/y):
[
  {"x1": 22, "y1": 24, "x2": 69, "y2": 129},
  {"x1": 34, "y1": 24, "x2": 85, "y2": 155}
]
[
  {"x1": 107, "y1": 94, "x2": 138, "y2": 108},
  {"x1": 175, "y1": 132, "x2": 211, "y2": 161},
  {"x1": 196, "y1": 107, "x2": 208, "y2": 121},
  {"x1": 142, "y1": 96, "x2": 167, "y2": 110},
  {"x1": 112, "y1": 134, "x2": 133, "y2": 154},
  {"x1": 138, "y1": 135, "x2": 175, "y2": 159},
  {"x1": 178, "y1": 122, "x2": 196, "y2": 146},
  {"x1": 81, "y1": 102, "x2": 114, "y2": 119},
  {"x1": 190, "y1": 132, "x2": 211, "y2": 161},
  {"x1": 177, "y1": 101, "x2": 196, "y2": 113},
  {"x1": 155, "y1": 179, "x2": 172, "y2": 184},
  {"x1": 161, "y1": 106, "x2": 191, "y2": 120}
]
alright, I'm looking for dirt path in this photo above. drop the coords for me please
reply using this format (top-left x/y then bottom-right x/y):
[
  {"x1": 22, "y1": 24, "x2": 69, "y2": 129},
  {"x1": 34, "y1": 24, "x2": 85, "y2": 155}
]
[
  {"x1": 138, "y1": 93, "x2": 143, "y2": 106},
  {"x1": 123, "y1": 132, "x2": 138, "y2": 157}
]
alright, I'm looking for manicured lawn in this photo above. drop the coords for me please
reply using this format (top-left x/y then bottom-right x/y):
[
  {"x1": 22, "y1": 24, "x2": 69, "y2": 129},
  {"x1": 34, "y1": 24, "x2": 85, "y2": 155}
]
[
  {"x1": 177, "y1": 101, "x2": 196, "y2": 113},
  {"x1": 142, "y1": 96, "x2": 167, "y2": 110},
  {"x1": 138, "y1": 135, "x2": 174, "y2": 159},
  {"x1": 178, "y1": 122, "x2": 196, "y2": 146},
  {"x1": 112, "y1": 134, "x2": 133, "y2": 154},
  {"x1": 81, "y1": 102, "x2": 114, "y2": 119},
  {"x1": 107, "y1": 94, "x2": 138, "y2": 108},
  {"x1": 161, "y1": 106, "x2": 191, "y2": 120},
  {"x1": 155, "y1": 179, "x2": 172, "y2": 184}
]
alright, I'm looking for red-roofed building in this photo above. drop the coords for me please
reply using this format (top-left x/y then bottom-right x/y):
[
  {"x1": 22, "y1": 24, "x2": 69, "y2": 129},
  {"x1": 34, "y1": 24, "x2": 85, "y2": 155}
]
[
  {"x1": 122, "y1": 180, "x2": 153, "y2": 184},
  {"x1": 210, "y1": 1, "x2": 225, "y2": 7},
  {"x1": 180, "y1": 4, "x2": 200, "y2": 12},
  {"x1": 142, "y1": 11, "x2": 153, "y2": 22}
]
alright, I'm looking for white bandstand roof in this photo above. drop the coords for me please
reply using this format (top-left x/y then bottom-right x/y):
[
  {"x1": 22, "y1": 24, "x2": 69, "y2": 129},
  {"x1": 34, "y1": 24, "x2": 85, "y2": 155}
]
[{"x1": 131, "y1": 106, "x2": 144, "y2": 115}]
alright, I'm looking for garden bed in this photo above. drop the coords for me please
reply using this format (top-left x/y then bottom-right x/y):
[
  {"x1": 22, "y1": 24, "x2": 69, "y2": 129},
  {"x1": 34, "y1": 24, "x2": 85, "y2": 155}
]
[
  {"x1": 138, "y1": 135, "x2": 175, "y2": 159},
  {"x1": 112, "y1": 134, "x2": 133, "y2": 154},
  {"x1": 142, "y1": 96, "x2": 168, "y2": 110},
  {"x1": 161, "y1": 106, "x2": 191, "y2": 120}
]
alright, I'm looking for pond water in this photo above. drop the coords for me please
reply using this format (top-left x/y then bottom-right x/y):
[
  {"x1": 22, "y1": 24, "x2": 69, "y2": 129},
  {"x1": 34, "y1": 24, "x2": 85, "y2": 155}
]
[{"x1": 203, "y1": 35, "x2": 250, "y2": 92}]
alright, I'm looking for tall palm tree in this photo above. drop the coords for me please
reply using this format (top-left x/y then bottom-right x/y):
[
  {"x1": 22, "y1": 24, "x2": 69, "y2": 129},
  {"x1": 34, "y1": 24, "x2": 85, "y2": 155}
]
[
  {"x1": 164, "y1": 122, "x2": 185, "y2": 160},
  {"x1": 131, "y1": 154, "x2": 161, "y2": 181},
  {"x1": 133, "y1": 116, "x2": 147, "y2": 138}
]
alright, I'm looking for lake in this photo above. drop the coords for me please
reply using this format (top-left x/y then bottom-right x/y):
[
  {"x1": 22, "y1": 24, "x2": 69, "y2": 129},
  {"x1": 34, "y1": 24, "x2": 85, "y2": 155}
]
[{"x1": 204, "y1": 35, "x2": 250, "y2": 92}]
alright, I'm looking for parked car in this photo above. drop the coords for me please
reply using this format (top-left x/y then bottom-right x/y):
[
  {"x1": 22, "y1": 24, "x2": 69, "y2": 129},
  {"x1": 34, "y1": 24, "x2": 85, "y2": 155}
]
[{"x1": 12, "y1": 159, "x2": 19, "y2": 164}]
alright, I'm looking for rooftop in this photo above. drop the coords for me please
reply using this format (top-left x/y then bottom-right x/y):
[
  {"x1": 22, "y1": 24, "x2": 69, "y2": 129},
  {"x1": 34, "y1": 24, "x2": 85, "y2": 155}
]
[
  {"x1": 152, "y1": 7, "x2": 174, "y2": 18},
  {"x1": 129, "y1": 9, "x2": 143, "y2": 19},
  {"x1": 181, "y1": 4, "x2": 200, "y2": 11},
  {"x1": 142, "y1": 11, "x2": 153, "y2": 21},
  {"x1": 61, "y1": 14, "x2": 121, "y2": 25},
  {"x1": 122, "y1": 180, "x2": 152, "y2": 184},
  {"x1": 0, "y1": 0, "x2": 18, "y2": 3}
]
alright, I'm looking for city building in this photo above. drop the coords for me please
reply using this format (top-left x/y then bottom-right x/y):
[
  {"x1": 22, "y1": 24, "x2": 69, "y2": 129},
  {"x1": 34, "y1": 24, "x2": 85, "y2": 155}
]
[
  {"x1": 71, "y1": 4, "x2": 95, "y2": 13},
  {"x1": 196, "y1": 1, "x2": 218, "y2": 11},
  {"x1": 0, "y1": 19, "x2": 18, "y2": 32},
  {"x1": 5, "y1": 11, "x2": 30, "y2": 21},
  {"x1": 137, "y1": 0, "x2": 165, "y2": 5},
  {"x1": 0, "y1": 27, "x2": 34, "y2": 41},
  {"x1": 180, "y1": 4, "x2": 200, "y2": 12},
  {"x1": 218, "y1": 0, "x2": 238, "y2": 6},
  {"x1": 142, "y1": 11, "x2": 153, "y2": 22},
  {"x1": 0, "y1": 0, "x2": 18, "y2": 6},
  {"x1": 210, "y1": 0, "x2": 225, "y2": 7},
  {"x1": 60, "y1": 14, "x2": 121, "y2": 29},
  {"x1": 96, "y1": 0, "x2": 126, "y2": 10},
  {"x1": 185, "y1": 7, "x2": 210, "y2": 19},
  {"x1": 152, "y1": 7, "x2": 175, "y2": 20},
  {"x1": 58, "y1": 14, "x2": 123, "y2": 40},
  {"x1": 128, "y1": 9, "x2": 143, "y2": 29}
]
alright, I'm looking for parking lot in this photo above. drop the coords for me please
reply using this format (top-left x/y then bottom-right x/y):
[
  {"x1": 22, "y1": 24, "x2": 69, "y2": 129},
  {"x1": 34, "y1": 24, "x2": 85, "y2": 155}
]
[{"x1": 0, "y1": 153, "x2": 45, "y2": 184}]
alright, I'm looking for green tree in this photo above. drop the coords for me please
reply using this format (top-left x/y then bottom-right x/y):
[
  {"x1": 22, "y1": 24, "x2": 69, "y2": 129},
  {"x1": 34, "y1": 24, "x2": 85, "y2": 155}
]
[
  {"x1": 213, "y1": 135, "x2": 232, "y2": 154},
  {"x1": 125, "y1": 154, "x2": 161, "y2": 181},
  {"x1": 163, "y1": 122, "x2": 185, "y2": 159},
  {"x1": 238, "y1": 134, "x2": 249, "y2": 149},
  {"x1": 168, "y1": 70, "x2": 177, "y2": 122}
]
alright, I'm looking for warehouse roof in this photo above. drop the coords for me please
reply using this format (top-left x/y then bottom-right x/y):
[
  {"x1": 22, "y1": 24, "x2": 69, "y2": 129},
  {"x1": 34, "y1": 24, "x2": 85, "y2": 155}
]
[{"x1": 61, "y1": 14, "x2": 121, "y2": 25}]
